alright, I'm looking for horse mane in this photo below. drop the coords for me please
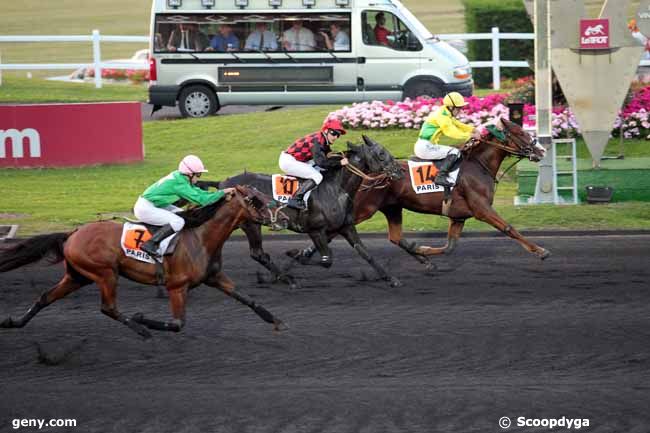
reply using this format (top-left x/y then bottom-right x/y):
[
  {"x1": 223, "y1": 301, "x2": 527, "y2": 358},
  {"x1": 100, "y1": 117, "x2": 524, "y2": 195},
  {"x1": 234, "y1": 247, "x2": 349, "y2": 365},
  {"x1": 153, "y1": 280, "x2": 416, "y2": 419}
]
[{"x1": 177, "y1": 198, "x2": 230, "y2": 229}]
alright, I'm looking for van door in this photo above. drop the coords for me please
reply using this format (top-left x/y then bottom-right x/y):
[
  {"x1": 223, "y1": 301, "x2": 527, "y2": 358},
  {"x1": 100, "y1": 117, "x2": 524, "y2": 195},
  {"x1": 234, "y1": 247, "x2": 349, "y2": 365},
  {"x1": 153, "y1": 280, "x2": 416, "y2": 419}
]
[{"x1": 357, "y1": 9, "x2": 423, "y2": 101}]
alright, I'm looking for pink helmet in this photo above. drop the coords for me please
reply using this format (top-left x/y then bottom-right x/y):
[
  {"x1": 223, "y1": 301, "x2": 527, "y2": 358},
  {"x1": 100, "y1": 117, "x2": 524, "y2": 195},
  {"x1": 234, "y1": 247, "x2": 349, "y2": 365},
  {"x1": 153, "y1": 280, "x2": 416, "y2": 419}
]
[{"x1": 178, "y1": 155, "x2": 208, "y2": 175}]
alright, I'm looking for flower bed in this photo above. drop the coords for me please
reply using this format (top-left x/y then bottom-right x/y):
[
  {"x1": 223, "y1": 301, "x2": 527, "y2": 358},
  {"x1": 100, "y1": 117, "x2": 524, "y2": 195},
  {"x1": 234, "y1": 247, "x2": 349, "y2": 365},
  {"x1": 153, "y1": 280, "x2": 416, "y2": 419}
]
[{"x1": 330, "y1": 83, "x2": 650, "y2": 140}]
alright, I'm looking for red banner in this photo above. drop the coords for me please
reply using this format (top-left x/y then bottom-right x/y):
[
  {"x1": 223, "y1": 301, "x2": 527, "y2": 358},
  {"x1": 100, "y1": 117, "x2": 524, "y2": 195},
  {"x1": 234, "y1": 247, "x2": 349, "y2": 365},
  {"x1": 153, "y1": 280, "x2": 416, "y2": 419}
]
[{"x1": 0, "y1": 102, "x2": 143, "y2": 168}]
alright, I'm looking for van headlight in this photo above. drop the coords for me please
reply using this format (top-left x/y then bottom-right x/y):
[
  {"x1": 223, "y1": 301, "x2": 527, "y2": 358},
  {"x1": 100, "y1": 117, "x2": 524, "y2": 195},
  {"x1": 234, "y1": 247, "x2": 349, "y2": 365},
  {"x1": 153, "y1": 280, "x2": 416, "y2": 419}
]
[{"x1": 453, "y1": 66, "x2": 471, "y2": 80}]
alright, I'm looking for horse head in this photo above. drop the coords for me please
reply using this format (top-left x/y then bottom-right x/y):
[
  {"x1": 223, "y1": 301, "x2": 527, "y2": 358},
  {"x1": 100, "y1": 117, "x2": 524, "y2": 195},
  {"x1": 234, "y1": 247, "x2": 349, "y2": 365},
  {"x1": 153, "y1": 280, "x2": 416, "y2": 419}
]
[
  {"x1": 233, "y1": 185, "x2": 289, "y2": 230},
  {"x1": 489, "y1": 118, "x2": 546, "y2": 162},
  {"x1": 346, "y1": 135, "x2": 403, "y2": 180}
]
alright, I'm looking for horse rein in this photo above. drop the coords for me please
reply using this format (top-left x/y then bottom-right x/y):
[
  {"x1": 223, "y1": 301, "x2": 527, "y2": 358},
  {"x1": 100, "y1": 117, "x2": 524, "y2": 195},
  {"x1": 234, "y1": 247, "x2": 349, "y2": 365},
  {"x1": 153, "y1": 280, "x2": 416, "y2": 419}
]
[{"x1": 327, "y1": 151, "x2": 392, "y2": 190}]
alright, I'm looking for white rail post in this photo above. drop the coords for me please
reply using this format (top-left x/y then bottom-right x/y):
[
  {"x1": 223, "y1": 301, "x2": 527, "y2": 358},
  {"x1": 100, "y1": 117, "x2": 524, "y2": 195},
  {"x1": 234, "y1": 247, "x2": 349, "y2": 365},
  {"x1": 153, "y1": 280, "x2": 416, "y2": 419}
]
[
  {"x1": 491, "y1": 27, "x2": 501, "y2": 90},
  {"x1": 0, "y1": 50, "x2": 3, "y2": 86},
  {"x1": 92, "y1": 29, "x2": 102, "y2": 88}
]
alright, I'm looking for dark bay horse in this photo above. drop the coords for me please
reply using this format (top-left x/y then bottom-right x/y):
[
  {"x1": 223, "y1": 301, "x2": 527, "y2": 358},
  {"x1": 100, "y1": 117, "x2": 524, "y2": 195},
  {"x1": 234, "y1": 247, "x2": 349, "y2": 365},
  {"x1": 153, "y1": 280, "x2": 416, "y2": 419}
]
[
  {"x1": 0, "y1": 186, "x2": 287, "y2": 339},
  {"x1": 295, "y1": 118, "x2": 550, "y2": 267},
  {"x1": 209, "y1": 135, "x2": 404, "y2": 288}
]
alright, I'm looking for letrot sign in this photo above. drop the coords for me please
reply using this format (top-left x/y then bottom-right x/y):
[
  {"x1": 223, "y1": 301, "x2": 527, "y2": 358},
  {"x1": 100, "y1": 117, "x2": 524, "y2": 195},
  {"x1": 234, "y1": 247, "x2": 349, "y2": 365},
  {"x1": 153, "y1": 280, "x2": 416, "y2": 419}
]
[
  {"x1": 579, "y1": 18, "x2": 610, "y2": 49},
  {"x1": 524, "y1": 0, "x2": 650, "y2": 167}
]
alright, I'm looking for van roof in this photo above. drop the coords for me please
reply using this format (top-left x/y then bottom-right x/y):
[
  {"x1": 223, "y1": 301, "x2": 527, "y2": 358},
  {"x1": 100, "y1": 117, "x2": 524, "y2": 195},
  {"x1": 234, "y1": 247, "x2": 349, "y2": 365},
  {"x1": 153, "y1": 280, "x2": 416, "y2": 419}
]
[{"x1": 154, "y1": 0, "x2": 397, "y2": 12}]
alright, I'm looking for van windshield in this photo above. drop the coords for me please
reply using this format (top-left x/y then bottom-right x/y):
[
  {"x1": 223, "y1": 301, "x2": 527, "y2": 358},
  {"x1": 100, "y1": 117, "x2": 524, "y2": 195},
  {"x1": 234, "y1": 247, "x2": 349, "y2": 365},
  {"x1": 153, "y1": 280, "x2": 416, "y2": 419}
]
[
  {"x1": 153, "y1": 13, "x2": 351, "y2": 53},
  {"x1": 390, "y1": 0, "x2": 433, "y2": 40}
]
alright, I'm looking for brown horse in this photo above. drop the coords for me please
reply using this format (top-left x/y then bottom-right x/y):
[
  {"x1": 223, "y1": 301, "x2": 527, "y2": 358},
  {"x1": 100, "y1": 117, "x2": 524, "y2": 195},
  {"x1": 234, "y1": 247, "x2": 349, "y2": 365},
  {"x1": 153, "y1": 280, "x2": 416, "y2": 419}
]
[
  {"x1": 294, "y1": 118, "x2": 550, "y2": 267},
  {"x1": 0, "y1": 186, "x2": 287, "y2": 339}
]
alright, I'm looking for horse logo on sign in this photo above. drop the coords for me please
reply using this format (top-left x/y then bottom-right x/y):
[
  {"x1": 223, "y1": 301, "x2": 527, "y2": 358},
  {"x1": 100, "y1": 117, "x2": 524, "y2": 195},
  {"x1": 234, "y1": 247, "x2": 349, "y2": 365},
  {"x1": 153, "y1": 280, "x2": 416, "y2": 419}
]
[{"x1": 580, "y1": 18, "x2": 609, "y2": 49}]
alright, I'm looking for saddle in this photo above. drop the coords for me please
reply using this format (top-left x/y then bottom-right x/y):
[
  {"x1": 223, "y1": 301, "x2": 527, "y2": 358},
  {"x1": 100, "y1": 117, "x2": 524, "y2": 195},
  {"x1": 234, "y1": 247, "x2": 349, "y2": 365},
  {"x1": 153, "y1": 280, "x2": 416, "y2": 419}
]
[
  {"x1": 408, "y1": 155, "x2": 463, "y2": 172},
  {"x1": 121, "y1": 219, "x2": 182, "y2": 258}
]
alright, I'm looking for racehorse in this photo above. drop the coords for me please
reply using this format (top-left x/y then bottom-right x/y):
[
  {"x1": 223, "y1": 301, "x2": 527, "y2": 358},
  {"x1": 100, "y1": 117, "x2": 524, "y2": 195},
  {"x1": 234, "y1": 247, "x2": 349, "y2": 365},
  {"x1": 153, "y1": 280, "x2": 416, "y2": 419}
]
[
  {"x1": 293, "y1": 118, "x2": 550, "y2": 267},
  {"x1": 205, "y1": 135, "x2": 404, "y2": 288},
  {"x1": 0, "y1": 186, "x2": 288, "y2": 339}
]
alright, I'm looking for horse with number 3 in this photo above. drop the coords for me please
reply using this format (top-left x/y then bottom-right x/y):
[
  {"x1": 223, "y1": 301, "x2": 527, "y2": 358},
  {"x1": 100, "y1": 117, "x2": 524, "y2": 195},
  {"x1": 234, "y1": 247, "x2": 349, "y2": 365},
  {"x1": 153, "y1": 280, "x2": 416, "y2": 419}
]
[{"x1": 0, "y1": 186, "x2": 288, "y2": 339}]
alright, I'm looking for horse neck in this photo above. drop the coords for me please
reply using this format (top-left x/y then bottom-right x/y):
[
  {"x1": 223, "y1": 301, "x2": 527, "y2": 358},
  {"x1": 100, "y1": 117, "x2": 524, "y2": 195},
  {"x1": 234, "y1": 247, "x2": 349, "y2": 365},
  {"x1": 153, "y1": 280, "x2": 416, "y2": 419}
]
[
  {"x1": 469, "y1": 143, "x2": 509, "y2": 178},
  {"x1": 196, "y1": 201, "x2": 246, "y2": 253}
]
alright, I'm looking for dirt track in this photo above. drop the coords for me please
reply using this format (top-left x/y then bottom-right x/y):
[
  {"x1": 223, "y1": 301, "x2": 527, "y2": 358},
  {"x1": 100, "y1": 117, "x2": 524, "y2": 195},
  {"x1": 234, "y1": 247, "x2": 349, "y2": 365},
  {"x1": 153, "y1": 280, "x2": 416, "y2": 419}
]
[{"x1": 1, "y1": 234, "x2": 649, "y2": 433}]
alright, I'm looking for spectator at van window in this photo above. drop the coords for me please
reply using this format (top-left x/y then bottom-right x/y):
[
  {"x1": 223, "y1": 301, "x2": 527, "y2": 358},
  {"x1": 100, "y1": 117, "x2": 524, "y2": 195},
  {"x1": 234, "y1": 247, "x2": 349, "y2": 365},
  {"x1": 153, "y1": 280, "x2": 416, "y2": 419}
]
[
  {"x1": 320, "y1": 22, "x2": 350, "y2": 51},
  {"x1": 167, "y1": 23, "x2": 209, "y2": 52},
  {"x1": 374, "y1": 12, "x2": 391, "y2": 46},
  {"x1": 245, "y1": 22, "x2": 278, "y2": 51},
  {"x1": 154, "y1": 32, "x2": 164, "y2": 51},
  {"x1": 282, "y1": 20, "x2": 316, "y2": 51},
  {"x1": 206, "y1": 24, "x2": 240, "y2": 52}
]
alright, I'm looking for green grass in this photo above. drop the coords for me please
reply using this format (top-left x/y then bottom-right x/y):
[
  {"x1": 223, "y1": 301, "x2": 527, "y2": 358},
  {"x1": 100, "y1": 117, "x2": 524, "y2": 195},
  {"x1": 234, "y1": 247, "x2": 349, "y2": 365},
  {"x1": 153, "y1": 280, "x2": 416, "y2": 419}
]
[
  {"x1": 2, "y1": 105, "x2": 650, "y2": 235},
  {"x1": 0, "y1": 75, "x2": 147, "y2": 103}
]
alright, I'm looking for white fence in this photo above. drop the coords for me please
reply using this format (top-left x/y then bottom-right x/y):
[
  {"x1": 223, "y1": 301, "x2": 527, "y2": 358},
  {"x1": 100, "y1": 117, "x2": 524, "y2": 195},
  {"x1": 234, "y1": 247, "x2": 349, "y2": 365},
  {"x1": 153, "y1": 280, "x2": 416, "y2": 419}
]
[
  {"x1": 0, "y1": 30, "x2": 148, "y2": 88},
  {"x1": 1, "y1": 27, "x2": 649, "y2": 90}
]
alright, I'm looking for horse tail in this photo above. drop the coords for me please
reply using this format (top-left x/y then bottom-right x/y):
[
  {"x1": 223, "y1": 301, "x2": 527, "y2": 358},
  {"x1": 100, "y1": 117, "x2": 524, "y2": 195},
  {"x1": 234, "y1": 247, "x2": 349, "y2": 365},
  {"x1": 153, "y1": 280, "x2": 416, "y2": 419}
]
[{"x1": 0, "y1": 232, "x2": 70, "y2": 273}]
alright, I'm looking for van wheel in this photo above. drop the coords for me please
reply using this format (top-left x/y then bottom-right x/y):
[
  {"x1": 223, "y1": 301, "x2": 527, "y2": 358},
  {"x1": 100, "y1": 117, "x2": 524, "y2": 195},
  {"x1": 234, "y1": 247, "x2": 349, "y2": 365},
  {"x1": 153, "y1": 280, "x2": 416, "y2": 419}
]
[
  {"x1": 403, "y1": 80, "x2": 443, "y2": 100},
  {"x1": 178, "y1": 85, "x2": 218, "y2": 118}
]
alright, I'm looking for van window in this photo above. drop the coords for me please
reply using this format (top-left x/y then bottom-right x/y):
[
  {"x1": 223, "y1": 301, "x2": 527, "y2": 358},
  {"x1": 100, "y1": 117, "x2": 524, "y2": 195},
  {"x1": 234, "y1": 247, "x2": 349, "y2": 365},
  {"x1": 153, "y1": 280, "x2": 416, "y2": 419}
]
[
  {"x1": 154, "y1": 13, "x2": 351, "y2": 53},
  {"x1": 361, "y1": 11, "x2": 422, "y2": 52}
]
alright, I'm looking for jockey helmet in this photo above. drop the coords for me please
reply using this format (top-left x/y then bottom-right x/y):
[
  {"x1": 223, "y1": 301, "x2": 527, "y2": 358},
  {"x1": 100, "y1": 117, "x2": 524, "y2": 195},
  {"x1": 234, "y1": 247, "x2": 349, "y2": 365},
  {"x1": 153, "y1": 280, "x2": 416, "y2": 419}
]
[
  {"x1": 179, "y1": 155, "x2": 208, "y2": 175},
  {"x1": 443, "y1": 92, "x2": 468, "y2": 109},
  {"x1": 321, "y1": 118, "x2": 347, "y2": 135}
]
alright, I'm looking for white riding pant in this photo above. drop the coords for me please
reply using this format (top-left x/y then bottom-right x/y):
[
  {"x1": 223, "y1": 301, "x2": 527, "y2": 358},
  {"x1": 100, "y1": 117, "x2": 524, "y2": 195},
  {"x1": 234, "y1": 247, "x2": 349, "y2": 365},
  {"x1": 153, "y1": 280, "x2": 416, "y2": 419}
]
[
  {"x1": 278, "y1": 152, "x2": 323, "y2": 184},
  {"x1": 133, "y1": 197, "x2": 185, "y2": 232},
  {"x1": 414, "y1": 139, "x2": 460, "y2": 160}
]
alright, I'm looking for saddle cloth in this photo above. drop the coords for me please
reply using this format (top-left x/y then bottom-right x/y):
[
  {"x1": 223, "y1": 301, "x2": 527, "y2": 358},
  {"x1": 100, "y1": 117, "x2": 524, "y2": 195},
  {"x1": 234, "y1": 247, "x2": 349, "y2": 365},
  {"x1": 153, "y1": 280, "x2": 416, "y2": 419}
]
[
  {"x1": 406, "y1": 159, "x2": 460, "y2": 194},
  {"x1": 271, "y1": 174, "x2": 313, "y2": 206},
  {"x1": 120, "y1": 222, "x2": 178, "y2": 264}
]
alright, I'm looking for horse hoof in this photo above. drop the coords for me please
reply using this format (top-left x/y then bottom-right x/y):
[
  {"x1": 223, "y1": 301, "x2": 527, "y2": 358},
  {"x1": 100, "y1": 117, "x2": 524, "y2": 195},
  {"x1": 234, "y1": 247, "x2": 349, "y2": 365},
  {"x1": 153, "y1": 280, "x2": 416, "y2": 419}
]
[
  {"x1": 285, "y1": 249, "x2": 301, "y2": 259},
  {"x1": 539, "y1": 249, "x2": 551, "y2": 260},
  {"x1": 319, "y1": 258, "x2": 333, "y2": 268},
  {"x1": 273, "y1": 320, "x2": 289, "y2": 332},
  {"x1": 127, "y1": 320, "x2": 152, "y2": 339},
  {"x1": 131, "y1": 312, "x2": 145, "y2": 323},
  {"x1": 0, "y1": 317, "x2": 13, "y2": 328},
  {"x1": 389, "y1": 277, "x2": 403, "y2": 288},
  {"x1": 424, "y1": 261, "x2": 438, "y2": 273}
]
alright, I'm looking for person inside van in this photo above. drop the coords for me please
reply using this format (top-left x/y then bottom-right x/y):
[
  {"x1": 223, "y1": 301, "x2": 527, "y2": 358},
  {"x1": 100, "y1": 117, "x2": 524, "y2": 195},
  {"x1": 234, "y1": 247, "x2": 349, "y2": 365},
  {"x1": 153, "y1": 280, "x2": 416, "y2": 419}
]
[
  {"x1": 414, "y1": 92, "x2": 481, "y2": 188},
  {"x1": 278, "y1": 118, "x2": 349, "y2": 210},
  {"x1": 282, "y1": 20, "x2": 316, "y2": 51},
  {"x1": 206, "y1": 24, "x2": 240, "y2": 52},
  {"x1": 167, "y1": 23, "x2": 209, "y2": 52},
  {"x1": 320, "y1": 22, "x2": 350, "y2": 51},
  {"x1": 374, "y1": 12, "x2": 391, "y2": 46},
  {"x1": 245, "y1": 22, "x2": 278, "y2": 51}
]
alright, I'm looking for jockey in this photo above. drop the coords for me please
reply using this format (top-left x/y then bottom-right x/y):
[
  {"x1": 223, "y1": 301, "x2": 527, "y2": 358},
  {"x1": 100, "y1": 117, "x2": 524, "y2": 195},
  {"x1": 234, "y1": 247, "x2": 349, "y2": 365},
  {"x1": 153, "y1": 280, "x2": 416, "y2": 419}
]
[
  {"x1": 415, "y1": 91, "x2": 481, "y2": 187},
  {"x1": 279, "y1": 118, "x2": 349, "y2": 210},
  {"x1": 134, "y1": 155, "x2": 234, "y2": 257}
]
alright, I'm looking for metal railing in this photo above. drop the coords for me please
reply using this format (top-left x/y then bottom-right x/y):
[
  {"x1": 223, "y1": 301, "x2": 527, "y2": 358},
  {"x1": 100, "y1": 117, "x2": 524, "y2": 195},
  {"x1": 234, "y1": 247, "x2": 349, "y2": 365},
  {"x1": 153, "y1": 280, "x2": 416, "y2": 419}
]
[
  {"x1": 1, "y1": 27, "x2": 649, "y2": 90},
  {"x1": 0, "y1": 30, "x2": 148, "y2": 88}
]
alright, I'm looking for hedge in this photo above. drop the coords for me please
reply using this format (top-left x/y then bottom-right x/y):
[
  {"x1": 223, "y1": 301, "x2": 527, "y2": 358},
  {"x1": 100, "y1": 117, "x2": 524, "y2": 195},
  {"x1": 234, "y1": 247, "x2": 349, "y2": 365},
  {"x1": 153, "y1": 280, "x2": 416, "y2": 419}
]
[{"x1": 462, "y1": 0, "x2": 534, "y2": 88}]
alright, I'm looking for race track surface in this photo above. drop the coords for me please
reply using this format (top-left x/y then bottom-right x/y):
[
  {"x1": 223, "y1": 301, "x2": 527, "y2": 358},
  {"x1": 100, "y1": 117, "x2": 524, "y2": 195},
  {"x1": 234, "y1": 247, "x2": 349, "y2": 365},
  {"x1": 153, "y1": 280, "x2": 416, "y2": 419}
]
[{"x1": 1, "y1": 234, "x2": 649, "y2": 433}]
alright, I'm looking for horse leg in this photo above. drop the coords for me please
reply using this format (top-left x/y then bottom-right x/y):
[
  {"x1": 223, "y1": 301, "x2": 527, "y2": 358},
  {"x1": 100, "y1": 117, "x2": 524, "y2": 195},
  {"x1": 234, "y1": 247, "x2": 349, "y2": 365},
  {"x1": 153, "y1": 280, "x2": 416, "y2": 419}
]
[
  {"x1": 242, "y1": 222, "x2": 298, "y2": 290},
  {"x1": 1, "y1": 265, "x2": 89, "y2": 329},
  {"x1": 131, "y1": 286, "x2": 188, "y2": 333},
  {"x1": 308, "y1": 230, "x2": 334, "y2": 268},
  {"x1": 414, "y1": 219, "x2": 466, "y2": 257},
  {"x1": 471, "y1": 203, "x2": 550, "y2": 259},
  {"x1": 97, "y1": 272, "x2": 152, "y2": 339},
  {"x1": 205, "y1": 271, "x2": 286, "y2": 331},
  {"x1": 379, "y1": 205, "x2": 433, "y2": 267},
  {"x1": 338, "y1": 225, "x2": 402, "y2": 288}
]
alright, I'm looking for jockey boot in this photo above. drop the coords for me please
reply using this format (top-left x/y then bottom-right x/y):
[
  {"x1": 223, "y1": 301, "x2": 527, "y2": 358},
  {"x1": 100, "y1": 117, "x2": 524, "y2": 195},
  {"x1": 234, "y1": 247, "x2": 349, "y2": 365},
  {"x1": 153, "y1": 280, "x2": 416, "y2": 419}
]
[
  {"x1": 287, "y1": 179, "x2": 317, "y2": 210},
  {"x1": 140, "y1": 224, "x2": 176, "y2": 258},
  {"x1": 434, "y1": 153, "x2": 460, "y2": 188}
]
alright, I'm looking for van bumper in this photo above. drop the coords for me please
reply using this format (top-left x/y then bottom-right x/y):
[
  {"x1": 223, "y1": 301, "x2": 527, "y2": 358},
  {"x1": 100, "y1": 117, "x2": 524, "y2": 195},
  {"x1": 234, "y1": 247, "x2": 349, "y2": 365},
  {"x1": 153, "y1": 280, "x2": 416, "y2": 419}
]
[
  {"x1": 444, "y1": 80, "x2": 473, "y2": 97},
  {"x1": 148, "y1": 85, "x2": 179, "y2": 107}
]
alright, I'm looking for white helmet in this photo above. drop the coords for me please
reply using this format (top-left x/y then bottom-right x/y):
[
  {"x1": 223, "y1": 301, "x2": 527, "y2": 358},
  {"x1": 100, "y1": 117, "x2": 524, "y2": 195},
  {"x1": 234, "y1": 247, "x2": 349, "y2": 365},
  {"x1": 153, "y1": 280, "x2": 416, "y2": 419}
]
[{"x1": 178, "y1": 155, "x2": 208, "y2": 175}]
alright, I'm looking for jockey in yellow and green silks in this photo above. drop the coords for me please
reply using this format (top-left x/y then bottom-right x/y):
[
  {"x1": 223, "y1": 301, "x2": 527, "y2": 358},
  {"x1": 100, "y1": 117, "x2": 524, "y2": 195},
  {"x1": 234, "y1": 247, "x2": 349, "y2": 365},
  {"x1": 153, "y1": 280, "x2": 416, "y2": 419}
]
[{"x1": 414, "y1": 92, "x2": 481, "y2": 187}]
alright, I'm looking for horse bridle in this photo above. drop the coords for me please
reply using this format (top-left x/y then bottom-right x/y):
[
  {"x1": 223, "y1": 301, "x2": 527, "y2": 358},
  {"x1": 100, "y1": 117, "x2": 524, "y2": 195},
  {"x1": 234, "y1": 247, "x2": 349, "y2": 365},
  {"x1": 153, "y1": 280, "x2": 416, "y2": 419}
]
[{"x1": 468, "y1": 127, "x2": 536, "y2": 184}]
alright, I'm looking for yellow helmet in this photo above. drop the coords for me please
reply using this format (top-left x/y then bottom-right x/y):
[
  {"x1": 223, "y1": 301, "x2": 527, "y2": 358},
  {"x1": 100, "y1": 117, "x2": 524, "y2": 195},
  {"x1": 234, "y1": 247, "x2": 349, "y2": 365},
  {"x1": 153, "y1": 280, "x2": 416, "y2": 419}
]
[{"x1": 443, "y1": 92, "x2": 468, "y2": 109}]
